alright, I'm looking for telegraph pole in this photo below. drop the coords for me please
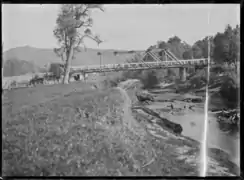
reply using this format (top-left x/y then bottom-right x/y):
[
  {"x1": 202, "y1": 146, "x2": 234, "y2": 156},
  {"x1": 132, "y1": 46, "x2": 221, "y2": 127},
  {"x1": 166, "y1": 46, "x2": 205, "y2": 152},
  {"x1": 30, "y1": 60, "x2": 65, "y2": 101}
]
[
  {"x1": 200, "y1": 8, "x2": 211, "y2": 177},
  {"x1": 2, "y1": 42, "x2": 4, "y2": 94},
  {"x1": 2, "y1": 42, "x2": 4, "y2": 78}
]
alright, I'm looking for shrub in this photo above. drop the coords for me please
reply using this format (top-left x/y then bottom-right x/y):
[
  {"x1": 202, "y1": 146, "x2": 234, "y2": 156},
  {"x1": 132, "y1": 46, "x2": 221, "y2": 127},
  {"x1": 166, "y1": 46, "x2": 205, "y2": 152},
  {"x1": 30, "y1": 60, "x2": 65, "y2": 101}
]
[
  {"x1": 140, "y1": 70, "x2": 159, "y2": 89},
  {"x1": 102, "y1": 77, "x2": 119, "y2": 89},
  {"x1": 167, "y1": 68, "x2": 177, "y2": 77},
  {"x1": 219, "y1": 74, "x2": 239, "y2": 109},
  {"x1": 122, "y1": 70, "x2": 142, "y2": 80},
  {"x1": 211, "y1": 65, "x2": 225, "y2": 74}
]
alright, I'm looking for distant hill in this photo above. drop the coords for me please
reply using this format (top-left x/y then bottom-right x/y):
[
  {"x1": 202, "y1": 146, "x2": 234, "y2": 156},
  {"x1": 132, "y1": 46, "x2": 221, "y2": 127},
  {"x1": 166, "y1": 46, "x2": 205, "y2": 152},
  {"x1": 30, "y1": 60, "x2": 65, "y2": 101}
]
[
  {"x1": 3, "y1": 58, "x2": 46, "y2": 77},
  {"x1": 3, "y1": 46, "x2": 142, "y2": 67},
  {"x1": 2, "y1": 46, "x2": 142, "y2": 77}
]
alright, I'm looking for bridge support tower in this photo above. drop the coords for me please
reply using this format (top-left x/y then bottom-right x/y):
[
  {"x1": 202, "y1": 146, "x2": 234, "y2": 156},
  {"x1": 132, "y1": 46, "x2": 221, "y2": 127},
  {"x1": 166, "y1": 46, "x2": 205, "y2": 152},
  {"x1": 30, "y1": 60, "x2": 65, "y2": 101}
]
[{"x1": 179, "y1": 67, "x2": 186, "y2": 81}]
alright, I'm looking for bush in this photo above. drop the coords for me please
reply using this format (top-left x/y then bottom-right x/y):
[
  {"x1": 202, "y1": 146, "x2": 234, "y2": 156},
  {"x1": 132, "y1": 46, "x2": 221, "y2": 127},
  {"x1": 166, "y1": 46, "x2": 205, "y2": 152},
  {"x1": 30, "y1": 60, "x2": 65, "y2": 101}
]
[
  {"x1": 122, "y1": 70, "x2": 142, "y2": 80},
  {"x1": 219, "y1": 75, "x2": 239, "y2": 109},
  {"x1": 187, "y1": 67, "x2": 195, "y2": 75},
  {"x1": 101, "y1": 77, "x2": 119, "y2": 89},
  {"x1": 140, "y1": 70, "x2": 159, "y2": 89},
  {"x1": 211, "y1": 65, "x2": 225, "y2": 74},
  {"x1": 103, "y1": 69, "x2": 160, "y2": 90},
  {"x1": 167, "y1": 68, "x2": 177, "y2": 77}
]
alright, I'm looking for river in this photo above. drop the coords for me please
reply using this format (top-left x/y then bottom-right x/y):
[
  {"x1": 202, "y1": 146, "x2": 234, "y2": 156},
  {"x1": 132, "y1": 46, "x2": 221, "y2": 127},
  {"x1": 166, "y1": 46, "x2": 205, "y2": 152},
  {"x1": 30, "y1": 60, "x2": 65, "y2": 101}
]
[
  {"x1": 115, "y1": 79, "x2": 240, "y2": 175},
  {"x1": 146, "y1": 95, "x2": 240, "y2": 168}
]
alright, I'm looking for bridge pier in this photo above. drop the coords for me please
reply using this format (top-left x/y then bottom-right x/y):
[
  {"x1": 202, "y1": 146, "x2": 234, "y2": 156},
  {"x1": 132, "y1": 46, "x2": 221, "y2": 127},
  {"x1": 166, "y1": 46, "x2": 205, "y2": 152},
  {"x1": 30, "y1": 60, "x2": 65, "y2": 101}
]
[{"x1": 179, "y1": 67, "x2": 186, "y2": 81}]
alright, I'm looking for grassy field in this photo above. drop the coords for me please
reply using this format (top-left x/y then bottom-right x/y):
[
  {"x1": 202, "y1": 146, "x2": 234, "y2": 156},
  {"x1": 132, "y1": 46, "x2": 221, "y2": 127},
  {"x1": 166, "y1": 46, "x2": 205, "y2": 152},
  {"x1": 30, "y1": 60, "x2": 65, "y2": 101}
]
[
  {"x1": 3, "y1": 82, "x2": 126, "y2": 175},
  {"x1": 2, "y1": 79, "x2": 238, "y2": 176},
  {"x1": 2, "y1": 81, "x2": 193, "y2": 176},
  {"x1": 3, "y1": 81, "x2": 157, "y2": 176}
]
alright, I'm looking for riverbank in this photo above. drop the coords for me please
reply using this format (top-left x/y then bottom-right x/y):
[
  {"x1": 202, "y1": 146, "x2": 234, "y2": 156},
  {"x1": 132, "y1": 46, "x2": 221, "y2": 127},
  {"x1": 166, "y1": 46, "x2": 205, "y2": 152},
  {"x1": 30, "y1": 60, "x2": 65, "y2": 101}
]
[
  {"x1": 2, "y1": 80, "x2": 239, "y2": 176},
  {"x1": 119, "y1": 79, "x2": 239, "y2": 176}
]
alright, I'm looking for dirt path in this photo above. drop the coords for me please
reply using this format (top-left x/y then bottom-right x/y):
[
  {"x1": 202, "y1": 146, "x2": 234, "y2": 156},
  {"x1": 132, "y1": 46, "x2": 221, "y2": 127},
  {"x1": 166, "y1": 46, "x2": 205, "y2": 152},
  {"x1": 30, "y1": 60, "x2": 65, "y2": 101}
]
[{"x1": 116, "y1": 80, "x2": 143, "y2": 134}]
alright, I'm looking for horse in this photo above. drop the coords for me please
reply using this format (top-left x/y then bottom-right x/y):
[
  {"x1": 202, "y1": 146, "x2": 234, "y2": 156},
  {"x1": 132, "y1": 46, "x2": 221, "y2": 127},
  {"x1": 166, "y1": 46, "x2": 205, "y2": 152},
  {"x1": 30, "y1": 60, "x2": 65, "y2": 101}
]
[
  {"x1": 29, "y1": 76, "x2": 44, "y2": 86},
  {"x1": 44, "y1": 73, "x2": 61, "y2": 84}
]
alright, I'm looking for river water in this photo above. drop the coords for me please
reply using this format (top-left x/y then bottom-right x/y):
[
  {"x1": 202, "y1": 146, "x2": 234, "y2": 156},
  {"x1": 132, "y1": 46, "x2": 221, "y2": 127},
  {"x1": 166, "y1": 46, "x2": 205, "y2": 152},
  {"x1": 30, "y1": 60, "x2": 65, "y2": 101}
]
[{"x1": 147, "y1": 101, "x2": 240, "y2": 167}]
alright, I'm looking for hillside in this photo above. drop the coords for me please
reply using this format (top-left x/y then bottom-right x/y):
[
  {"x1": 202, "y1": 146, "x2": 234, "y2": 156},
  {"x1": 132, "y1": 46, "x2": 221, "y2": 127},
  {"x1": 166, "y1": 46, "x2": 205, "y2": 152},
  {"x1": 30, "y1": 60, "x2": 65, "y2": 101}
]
[
  {"x1": 3, "y1": 46, "x2": 140, "y2": 67},
  {"x1": 3, "y1": 58, "x2": 45, "y2": 77}
]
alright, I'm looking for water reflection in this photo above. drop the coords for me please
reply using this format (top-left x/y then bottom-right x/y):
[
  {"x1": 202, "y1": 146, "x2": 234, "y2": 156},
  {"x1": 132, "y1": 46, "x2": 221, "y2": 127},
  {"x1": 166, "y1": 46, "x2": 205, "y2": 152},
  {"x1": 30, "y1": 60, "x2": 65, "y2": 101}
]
[{"x1": 158, "y1": 110, "x2": 240, "y2": 167}]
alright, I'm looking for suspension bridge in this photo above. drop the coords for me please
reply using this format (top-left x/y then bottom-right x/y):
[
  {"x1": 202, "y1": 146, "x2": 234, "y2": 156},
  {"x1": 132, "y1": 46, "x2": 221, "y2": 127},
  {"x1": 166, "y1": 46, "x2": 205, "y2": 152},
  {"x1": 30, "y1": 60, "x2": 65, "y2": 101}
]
[{"x1": 70, "y1": 48, "x2": 212, "y2": 81}]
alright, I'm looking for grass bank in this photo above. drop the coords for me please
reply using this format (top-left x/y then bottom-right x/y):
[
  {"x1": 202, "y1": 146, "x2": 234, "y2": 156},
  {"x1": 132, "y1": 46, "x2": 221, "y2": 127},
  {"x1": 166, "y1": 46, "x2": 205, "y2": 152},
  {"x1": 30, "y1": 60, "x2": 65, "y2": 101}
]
[
  {"x1": 3, "y1": 80, "x2": 239, "y2": 176},
  {"x1": 2, "y1": 82, "x2": 154, "y2": 176}
]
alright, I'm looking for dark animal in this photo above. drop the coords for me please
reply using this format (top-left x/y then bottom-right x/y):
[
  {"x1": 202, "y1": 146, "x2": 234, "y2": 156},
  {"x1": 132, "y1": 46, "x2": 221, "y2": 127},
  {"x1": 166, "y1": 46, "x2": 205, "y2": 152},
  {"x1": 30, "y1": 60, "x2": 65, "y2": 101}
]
[
  {"x1": 44, "y1": 73, "x2": 61, "y2": 83},
  {"x1": 29, "y1": 76, "x2": 44, "y2": 86},
  {"x1": 74, "y1": 74, "x2": 80, "y2": 81}
]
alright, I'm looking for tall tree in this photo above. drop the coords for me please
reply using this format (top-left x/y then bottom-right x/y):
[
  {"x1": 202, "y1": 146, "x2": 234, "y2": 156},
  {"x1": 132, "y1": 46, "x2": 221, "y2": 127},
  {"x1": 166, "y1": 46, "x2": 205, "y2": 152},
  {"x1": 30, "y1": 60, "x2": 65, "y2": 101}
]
[
  {"x1": 194, "y1": 37, "x2": 213, "y2": 59},
  {"x1": 192, "y1": 44, "x2": 203, "y2": 59},
  {"x1": 157, "y1": 41, "x2": 168, "y2": 49},
  {"x1": 226, "y1": 24, "x2": 240, "y2": 65},
  {"x1": 213, "y1": 32, "x2": 230, "y2": 64},
  {"x1": 167, "y1": 36, "x2": 181, "y2": 44},
  {"x1": 183, "y1": 49, "x2": 193, "y2": 60},
  {"x1": 213, "y1": 24, "x2": 240, "y2": 65},
  {"x1": 167, "y1": 36, "x2": 188, "y2": 59},
  {"x1": 53, "y1": 4, "x2": 104, "y2": 84}
]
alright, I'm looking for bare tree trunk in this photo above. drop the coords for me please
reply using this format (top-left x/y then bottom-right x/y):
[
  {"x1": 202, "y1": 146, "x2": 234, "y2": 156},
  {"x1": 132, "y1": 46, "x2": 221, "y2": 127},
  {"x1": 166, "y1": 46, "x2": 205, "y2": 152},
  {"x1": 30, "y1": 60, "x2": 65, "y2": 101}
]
[{"x1": 63, "y1": 44, "x2": 74, "y2": 84}]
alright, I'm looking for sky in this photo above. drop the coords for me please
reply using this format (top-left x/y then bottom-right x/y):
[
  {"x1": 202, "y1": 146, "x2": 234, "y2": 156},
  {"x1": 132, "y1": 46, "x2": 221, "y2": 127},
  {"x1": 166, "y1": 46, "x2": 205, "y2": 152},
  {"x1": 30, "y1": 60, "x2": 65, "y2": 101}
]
[{"x1": 2, "y1": 4, "x2": 240, "y2": 51}]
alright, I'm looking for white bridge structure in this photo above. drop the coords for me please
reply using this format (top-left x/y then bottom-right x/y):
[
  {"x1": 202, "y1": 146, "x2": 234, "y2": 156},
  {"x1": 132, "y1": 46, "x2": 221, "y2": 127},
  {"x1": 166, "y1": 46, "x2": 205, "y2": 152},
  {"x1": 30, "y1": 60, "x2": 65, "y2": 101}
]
[
  {"x1": 2, "y1": 49, "x2": 213, "y2": 89},
  {"x1": 70, "y1": 49, "x2": 212, "y2": 81},
  {"x1": 71, "y1": 58, "x2": 209, "y2": 72}
]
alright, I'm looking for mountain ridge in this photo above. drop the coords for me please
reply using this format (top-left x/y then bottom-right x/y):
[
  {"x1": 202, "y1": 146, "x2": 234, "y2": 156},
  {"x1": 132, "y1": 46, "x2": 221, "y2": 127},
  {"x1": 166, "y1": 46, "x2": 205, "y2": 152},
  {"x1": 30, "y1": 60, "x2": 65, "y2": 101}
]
[
  {"x1": 2, "y1": 46, "x2": 143, "y2": 77},
  {"x1": 3, "y1": 46, "x2": 143, "y2": 67}
]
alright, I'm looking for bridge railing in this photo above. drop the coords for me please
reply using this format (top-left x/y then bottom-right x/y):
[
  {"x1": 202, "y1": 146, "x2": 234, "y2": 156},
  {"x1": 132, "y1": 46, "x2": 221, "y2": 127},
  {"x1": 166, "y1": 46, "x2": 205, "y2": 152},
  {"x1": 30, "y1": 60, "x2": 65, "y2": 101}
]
[{"x1": 70, "y1": 58, "x2": 209, "y2": 72}]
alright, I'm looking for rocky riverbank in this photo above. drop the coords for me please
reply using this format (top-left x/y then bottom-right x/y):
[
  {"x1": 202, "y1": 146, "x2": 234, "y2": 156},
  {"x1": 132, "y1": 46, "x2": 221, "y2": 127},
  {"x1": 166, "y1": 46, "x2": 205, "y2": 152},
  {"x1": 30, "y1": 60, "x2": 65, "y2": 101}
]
[{"x1": 117, "y1": 79, "x2": 240, "y2": 176}]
